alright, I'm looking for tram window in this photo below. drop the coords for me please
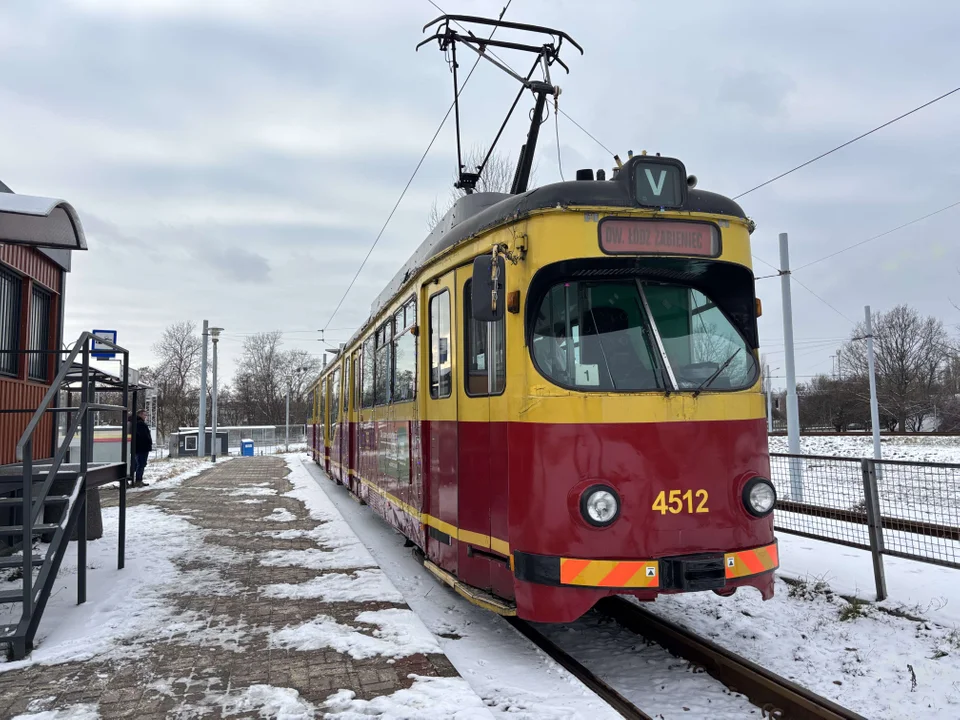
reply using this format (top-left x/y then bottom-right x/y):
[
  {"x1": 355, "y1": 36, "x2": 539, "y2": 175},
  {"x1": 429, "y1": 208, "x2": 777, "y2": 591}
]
[
  {"x1": 319, "y1": 379, "x2": 326, "y2": 427},
  {"x1": 330, "y1": 368, "x2": 341, "y2": 423},
  {"x1": 429, "y1": 290, "x2": 452, "y2": 399},
  {"x1": 394, "y1": 327, "x2": 416, "y2": 402},
  {"x1": 361, "y1": 337, "x2": 375, "y2": 408},
  {"x1": 375, "y1": 322, "x2": 393, "y2": 406},
  {"x1": 464, "y1": 280, "x2": 505, "y2": 396},
  {"x1": 644, "y1": 284, "x2": 758, "y2": 390},
  {"x1": 531, "y1": 281, "x2": 665, "y2": 391},
  {"x1": 405, "y1": 298, "x2": 417, "y2": 329}
]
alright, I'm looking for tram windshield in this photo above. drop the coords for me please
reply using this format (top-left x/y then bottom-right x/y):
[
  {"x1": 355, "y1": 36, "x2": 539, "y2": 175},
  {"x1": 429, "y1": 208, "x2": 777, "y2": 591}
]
[{"x1": 531, "y1": 280, "x2": 758, "y2": 392}]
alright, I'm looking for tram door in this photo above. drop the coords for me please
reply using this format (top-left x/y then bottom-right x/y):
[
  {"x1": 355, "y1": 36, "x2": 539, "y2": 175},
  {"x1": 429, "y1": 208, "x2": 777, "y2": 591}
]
[
  {"x1": 455, "y1": 266, "x2": 504, "y2": 591},
  {"x1": 423, "y1": 272, "x2": 459, "y2": 575},
  {"x1": 349, "y1": 352, "x2": 361, "y2": 493}
]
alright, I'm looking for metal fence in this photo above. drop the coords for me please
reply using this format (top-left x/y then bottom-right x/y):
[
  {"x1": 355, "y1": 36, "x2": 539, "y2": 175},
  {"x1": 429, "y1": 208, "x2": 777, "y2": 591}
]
[{"x1": 770, "y1": 452, "x2": 960, "y2": 599}]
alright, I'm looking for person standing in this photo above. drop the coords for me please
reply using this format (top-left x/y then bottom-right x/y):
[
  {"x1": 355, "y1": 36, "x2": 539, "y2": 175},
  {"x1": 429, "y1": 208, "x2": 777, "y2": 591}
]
[{"x1": 132, "y1": 410, "x2": 153, "y2": 487}]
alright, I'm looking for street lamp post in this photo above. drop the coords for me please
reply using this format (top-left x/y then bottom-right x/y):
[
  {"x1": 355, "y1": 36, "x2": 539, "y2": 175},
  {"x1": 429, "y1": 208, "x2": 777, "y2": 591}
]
[{"x1": 210, "y1": 328, "x2": 223, "y2": 462}]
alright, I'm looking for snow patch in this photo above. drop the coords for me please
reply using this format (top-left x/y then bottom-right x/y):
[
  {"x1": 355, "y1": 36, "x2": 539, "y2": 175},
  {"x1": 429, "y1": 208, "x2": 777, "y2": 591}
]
[
  {"x1": 323, "y1": 675, "x2": 494, "y2": 719},
  {"x1": 269, "y1": 608, "x2": 441, "y2": 659},
  {"x1": 259, "y1": 544, "x2": 375, "y2": 571},
  {"x1": 261, "y1": 507, "x2": 296, "y2": 522},
  {"x1": 210, "y1": 683, "x2": 317, "y2": 719},
  {"x1": 11, "y1": 703, "x2": 99, "y2": 719},
  {"x1": 227, "y1": 487, "x2": 276, "y2": 497},
  {"x1": 261, "y1": 569, "x2": 403, "y2": 603}
]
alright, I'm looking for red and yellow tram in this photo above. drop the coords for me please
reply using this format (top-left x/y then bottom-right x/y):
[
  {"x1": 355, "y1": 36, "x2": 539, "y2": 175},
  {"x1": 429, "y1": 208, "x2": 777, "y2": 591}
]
[{"x1": 308, "y1": 153, "x2": 778, "y2": 622}]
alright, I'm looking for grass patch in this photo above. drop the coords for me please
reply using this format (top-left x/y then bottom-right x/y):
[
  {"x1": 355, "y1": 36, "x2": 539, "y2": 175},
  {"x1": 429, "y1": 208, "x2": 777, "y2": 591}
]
[
  {"x1": 838, "y1": 596, "x2": 871, "y2": 622},
  {"x1": 785, "y1": 576, "x2": 833, "y2": 601}
]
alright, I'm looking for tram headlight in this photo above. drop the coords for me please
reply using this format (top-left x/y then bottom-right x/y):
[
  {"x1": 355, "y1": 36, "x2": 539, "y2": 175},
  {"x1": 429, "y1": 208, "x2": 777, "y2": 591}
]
[
  {"x1": 742, "y1": 477, "x2": 776, "y2": 517},
  {"x1": 580, "y1": 485, "x2": 621, "y2": 527}
]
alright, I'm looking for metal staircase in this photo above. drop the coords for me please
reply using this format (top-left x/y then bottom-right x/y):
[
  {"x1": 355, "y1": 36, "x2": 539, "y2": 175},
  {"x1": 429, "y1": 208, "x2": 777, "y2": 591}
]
[{"x1": 0, "y1": 332, "x2": 130, "y2": 660}]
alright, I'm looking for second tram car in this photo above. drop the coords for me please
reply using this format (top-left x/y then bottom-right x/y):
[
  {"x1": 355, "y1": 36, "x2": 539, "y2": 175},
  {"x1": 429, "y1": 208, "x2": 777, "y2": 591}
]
[{"x1": 308, "y1": 153, "x2": 778, "y2": 623}]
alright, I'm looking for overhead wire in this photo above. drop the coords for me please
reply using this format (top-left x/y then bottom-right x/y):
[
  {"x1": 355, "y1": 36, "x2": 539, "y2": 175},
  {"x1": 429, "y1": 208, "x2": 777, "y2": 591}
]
[
  {"x1": 790, "y1": 275, "x2": 856, "y2": 325},
  {"x1": 321, "y1": 0, "x2": 514, "y2": 332},
  {"x1": 792, "y1": 199, "x2": 960, "y2": 272},
  {"x1": 733, "y1": 86, "x2": 960, "y2": 200}
]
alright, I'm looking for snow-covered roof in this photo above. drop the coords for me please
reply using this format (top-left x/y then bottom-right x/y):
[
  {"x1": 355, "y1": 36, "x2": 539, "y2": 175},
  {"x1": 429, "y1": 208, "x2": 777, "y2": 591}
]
[{"x1": 0, "y1": 191, "x2": 87, "y2": 251}]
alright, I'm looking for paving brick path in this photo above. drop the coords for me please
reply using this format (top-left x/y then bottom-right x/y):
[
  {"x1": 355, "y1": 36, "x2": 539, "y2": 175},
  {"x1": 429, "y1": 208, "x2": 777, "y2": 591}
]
[{"x1": 0, "y1": 457, "x2": 461, "y2": 718}]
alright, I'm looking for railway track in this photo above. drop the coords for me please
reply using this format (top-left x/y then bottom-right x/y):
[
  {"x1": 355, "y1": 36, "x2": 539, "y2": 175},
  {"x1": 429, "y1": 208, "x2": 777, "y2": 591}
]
[
  {"x1": 508, "y1": 599, "x2": 868, "y2": 719},
  {"x1": 505, "y1": 617, "x2": 653, "y2": 720},
  {"x1": 594, "y1": 597, "x2": 868, "y2": 720}
]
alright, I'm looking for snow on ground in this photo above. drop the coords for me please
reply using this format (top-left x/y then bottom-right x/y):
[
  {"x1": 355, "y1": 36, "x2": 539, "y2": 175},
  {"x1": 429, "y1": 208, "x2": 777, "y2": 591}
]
[
  {"x1": 269, "y1": 608, "x2": 444, "y2": 659},
  {"x1": 261, "y1": 507, "x2": 296, "y2": 522},
  {"x1": 768, "y1": 434, "x2": 960, "y2": 464},
  {"x1": 299, "y1": 454, "x2": 622, "y2": 720},
  {"x1": 322, "y1": 676, "x2": 495, "y2": 719},
  {"x1": 642, "y1": 568, "x2": 960, "y2": 720},
  {"x1": 0, "y1": 504, "x2": 235, "y2": 671},
  {"x1": 135, "y1": 457, "x2": 211, "y2": 490},
  {"x1": 767, "y1": 434, "x2": 960, "y2": 570},
  {"x1": 262, "y1": 569, "x2": 403, "y2": 602},
  {"x1": 11, "y1": 703, "x2": 100, "y2": 720}
]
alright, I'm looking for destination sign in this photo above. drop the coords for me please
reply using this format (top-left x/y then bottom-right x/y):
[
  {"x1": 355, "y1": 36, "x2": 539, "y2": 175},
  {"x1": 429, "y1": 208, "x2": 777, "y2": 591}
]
[{"x1": 599, "y1": 219, "x2": 720, "y2": 257}]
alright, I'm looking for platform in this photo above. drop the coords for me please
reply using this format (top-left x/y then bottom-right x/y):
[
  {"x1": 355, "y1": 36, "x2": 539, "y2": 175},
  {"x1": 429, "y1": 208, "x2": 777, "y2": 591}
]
[{"x1": 0, "y1": 455, "x2": 492, "y2": 719}]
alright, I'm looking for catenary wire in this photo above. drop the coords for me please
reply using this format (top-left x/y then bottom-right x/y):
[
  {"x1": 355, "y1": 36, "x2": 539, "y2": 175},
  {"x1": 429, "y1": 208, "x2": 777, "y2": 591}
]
[
  {"x1": 733, "y1": 86, "x2": 960, "y2": 200},
  {"x1": 793, "y1": 199, "x2": 960, "y2": 272},
  {"x1": 321, "y1": 0, "x2": 514, "y2": 332},
  {"x1": 790, "y1": 275, "x2": 856, "y2": 325}
]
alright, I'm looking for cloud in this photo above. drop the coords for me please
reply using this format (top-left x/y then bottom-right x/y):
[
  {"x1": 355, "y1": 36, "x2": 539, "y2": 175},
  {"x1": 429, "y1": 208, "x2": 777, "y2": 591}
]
[{"x1": 0, "y1": 0, "x2": 956, "y2": 387}]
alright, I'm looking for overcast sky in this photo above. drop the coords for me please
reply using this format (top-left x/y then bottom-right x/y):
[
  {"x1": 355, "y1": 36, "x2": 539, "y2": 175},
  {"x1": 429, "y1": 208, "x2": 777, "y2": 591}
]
[{"x1": 1, "y1": 0, "x2": 957, "y2": 390}]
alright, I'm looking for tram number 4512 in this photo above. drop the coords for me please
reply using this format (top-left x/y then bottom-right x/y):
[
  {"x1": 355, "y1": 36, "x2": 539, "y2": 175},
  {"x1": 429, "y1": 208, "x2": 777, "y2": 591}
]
[{"x1": 652, "y1": 489, "x2": 709, "y2": 514}]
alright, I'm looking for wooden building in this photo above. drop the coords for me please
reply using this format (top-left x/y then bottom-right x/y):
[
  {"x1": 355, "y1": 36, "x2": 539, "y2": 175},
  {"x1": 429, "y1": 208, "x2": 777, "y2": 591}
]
[{"x1": 0, "y1": 180, "x2": 83, "y2": 466}]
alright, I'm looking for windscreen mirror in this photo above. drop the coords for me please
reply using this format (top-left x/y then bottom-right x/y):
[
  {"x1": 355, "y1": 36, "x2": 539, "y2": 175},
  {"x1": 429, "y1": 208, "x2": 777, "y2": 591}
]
[{"x1": 471, "y1": 255, "x2": 505, "y2": 322}]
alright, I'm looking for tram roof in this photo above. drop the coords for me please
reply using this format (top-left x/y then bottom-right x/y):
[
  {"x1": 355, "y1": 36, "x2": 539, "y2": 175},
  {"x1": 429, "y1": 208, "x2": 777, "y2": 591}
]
[{"x1": 332, "y1": 155, "x2": 748, "y2": 363}]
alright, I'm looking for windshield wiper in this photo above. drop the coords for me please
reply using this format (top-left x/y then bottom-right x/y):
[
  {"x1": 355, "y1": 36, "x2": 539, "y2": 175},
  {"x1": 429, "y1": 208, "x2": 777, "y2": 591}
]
[{"x1": 692, "y1": 348, "x2": 741, "y2": 398}]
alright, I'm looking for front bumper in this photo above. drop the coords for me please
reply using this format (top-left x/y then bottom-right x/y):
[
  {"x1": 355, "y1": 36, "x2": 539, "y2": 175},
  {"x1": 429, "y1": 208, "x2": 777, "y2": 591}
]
[{"x1": 514, "y1": 540, "x2": 778, "y2": 592}]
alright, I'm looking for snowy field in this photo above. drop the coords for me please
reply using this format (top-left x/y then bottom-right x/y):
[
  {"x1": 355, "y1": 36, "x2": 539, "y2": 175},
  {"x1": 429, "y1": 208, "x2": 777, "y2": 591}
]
[
  {"x1": 767, "y1": 434, "x2": 960, "y2": 569},
  {"x1": 768, "y1": 434, "x2": 960, "y2": 464}
]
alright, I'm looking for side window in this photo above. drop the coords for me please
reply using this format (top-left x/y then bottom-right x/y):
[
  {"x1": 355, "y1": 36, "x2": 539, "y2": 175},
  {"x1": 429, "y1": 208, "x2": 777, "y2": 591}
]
[
  {"x1": 28, "y1": 286, "x2": 52, "y2": 382},
  {"x1": 429, "y1": 291, "x2": 451, "y2": 399},
  {"x1": 375, "y1": 321, "x2": 393, "y2": 405},
  {"x1": 394, "y1": 303, "x2": 417, "y2": 402},
  {"x1": 319, "y1": 379, "x2": 326, "y2": 430},
  {"x1": 0, "y1": 268, "x2": 22, "y2": 376},
  {"x1": 353, "y1": 356, "x2": 360, "y2": 410},
  {"x1": 331, "y1": 368, "x2": 341, "y2": 423},
  {"x1": 464, "y1": 280, "x2": 505, "y2": 396},
  {"x1": 361, "y1": 337, "x2": 375, "y2": 408}
]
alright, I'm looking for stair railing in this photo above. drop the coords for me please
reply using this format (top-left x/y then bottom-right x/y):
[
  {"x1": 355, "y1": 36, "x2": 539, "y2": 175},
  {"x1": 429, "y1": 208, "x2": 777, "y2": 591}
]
[{"x1": 13, "y1": 332, "x2": 129, "y2": 626}]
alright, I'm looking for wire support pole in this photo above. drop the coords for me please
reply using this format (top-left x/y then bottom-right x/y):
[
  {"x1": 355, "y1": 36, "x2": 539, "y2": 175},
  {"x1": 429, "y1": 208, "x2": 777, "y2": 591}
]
[{"x1": 779, "y1": 233, "x2": 804, "y2": 501}]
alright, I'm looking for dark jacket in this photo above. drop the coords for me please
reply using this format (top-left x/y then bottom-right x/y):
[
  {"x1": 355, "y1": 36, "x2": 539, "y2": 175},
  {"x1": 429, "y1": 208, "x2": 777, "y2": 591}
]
[{"x1": 135, "y1": 418, "x2": 153, "y2": 454}]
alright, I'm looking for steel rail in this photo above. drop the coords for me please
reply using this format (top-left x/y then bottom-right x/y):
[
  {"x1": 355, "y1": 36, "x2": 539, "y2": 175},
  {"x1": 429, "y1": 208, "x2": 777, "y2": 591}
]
[
  {"x1": 596, "y1": 597, "x2": 868, "y2": 720},
  {"x1": 505, "y1": 617, "x2": 653, "y2": 720}
]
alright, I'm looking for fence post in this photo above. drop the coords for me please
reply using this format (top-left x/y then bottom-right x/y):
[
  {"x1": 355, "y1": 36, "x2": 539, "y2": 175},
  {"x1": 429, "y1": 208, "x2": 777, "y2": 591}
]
[{"x1": 860, "y1": 458, "x2": 888, "y2": 601}]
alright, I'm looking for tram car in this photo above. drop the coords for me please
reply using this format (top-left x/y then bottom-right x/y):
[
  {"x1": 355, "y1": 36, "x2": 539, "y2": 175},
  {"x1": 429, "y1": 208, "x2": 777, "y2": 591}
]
[{"x1": 308, "y1": 151, "x2": 778, "y2": 623}]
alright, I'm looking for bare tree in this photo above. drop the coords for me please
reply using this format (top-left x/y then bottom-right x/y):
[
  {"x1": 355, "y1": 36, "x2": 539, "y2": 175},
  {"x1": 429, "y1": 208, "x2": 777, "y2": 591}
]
[
  {"x1": 840, "y1": 304, "x2": 952, "y2": 431},
  {"x1": 428, "y1": 145, "x2": 527, "y2": 230},
  {"x1": 232, "y1": 332, "x2": 321, "y2": 424},
  {"x1": 150, "y1": 321, "x2": 202, "y2": 438}
]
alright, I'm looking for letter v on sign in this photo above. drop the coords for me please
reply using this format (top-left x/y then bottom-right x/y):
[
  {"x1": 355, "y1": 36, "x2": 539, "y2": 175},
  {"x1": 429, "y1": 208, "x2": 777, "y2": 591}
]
[{"x1": 644, "y1": 168, "x2": 666, "y2": 196}]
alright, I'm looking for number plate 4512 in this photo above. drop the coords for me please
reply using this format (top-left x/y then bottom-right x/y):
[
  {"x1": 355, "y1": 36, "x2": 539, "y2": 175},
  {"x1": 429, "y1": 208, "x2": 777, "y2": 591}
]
[{"x1": 652, "y1": 489, "x2": 709, "y2": 514}]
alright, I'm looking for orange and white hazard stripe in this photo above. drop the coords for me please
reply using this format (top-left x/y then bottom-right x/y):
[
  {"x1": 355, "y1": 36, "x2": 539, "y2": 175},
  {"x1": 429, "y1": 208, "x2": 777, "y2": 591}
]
[
  {"x1": 723, "y1": 542, "x2": 779, "y2": 579},
  {"x1": 559, "y1": 558, "x2": 659, "y2": 588}
]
